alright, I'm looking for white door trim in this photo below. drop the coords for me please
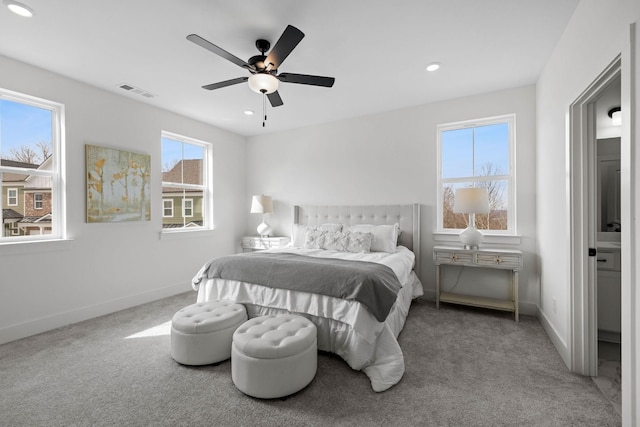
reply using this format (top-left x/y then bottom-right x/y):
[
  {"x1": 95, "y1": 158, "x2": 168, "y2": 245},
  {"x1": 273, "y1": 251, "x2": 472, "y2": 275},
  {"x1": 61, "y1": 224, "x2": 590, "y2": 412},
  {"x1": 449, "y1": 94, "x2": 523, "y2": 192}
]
[{"x1": 568, "y1": 57, "x2": 621, "y2": 377}]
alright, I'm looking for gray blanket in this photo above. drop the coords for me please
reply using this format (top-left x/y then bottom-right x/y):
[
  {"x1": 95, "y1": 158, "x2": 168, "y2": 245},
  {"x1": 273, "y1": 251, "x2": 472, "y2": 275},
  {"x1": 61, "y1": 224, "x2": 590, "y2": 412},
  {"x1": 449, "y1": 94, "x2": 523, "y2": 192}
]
[{"x1": 197, "y1": 252, "x2": 402, "y2": 322}]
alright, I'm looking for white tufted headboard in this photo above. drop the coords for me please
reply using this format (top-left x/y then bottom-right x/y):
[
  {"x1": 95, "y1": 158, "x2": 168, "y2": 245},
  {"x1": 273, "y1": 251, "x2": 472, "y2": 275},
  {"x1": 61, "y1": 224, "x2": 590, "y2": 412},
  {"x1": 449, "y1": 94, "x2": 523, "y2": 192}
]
[{"x1": 293, "y1": 204, "x2": 421, "y2": 274}]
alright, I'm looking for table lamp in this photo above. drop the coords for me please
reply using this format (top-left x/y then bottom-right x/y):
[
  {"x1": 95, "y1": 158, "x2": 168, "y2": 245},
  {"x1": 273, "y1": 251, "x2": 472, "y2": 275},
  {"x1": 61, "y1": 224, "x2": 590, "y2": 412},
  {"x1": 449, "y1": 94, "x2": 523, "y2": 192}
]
[
  {"x1": 453, "y1": 188, "x2": 490, "y2": 249},
  {"x1": 251, "y1": 195, "x2": 273, "y2": 237}
]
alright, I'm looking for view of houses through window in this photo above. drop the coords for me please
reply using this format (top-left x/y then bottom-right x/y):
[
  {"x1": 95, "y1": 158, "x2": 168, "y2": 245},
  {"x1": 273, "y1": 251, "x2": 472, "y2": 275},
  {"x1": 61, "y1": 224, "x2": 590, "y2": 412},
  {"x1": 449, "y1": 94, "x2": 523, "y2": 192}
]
[
  {"x1": 161, "y1": 132, "x2": 211, "y2": 230},
  {"x1": 0, "y1": 90, "x2": 62, "y2": 241},
  {"x1": 437, "y1": 115, "x2": 515, "y2": 234}
]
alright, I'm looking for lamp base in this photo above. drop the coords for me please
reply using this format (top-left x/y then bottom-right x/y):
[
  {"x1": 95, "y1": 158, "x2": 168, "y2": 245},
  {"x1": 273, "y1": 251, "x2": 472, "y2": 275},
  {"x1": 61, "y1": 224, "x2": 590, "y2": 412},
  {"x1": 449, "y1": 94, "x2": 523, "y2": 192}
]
[
  {"x1": 257, "y1": 221, "x2": 272, "y2": 238},
  {"x1": 459, "y1": 225, "x2": 483, "y2": 250}
]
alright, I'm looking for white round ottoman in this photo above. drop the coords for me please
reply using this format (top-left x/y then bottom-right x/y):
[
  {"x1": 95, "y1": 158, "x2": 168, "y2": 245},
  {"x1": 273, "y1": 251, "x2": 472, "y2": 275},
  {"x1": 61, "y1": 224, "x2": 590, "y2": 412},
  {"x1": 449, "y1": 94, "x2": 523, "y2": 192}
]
[
  {"x1": 232, "y1": 314, "x2": 317, "y2": 399},
  {"x1": 171, "y1": 300, "x2": 247, "y2": 366}
]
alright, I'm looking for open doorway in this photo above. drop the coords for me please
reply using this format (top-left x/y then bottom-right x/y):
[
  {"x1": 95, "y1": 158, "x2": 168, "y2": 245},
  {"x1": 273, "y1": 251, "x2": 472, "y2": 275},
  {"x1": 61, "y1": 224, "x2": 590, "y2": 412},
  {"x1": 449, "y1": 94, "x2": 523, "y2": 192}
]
[{"x1": 568, "y1": 57, "x2": 621, "y2": 412}]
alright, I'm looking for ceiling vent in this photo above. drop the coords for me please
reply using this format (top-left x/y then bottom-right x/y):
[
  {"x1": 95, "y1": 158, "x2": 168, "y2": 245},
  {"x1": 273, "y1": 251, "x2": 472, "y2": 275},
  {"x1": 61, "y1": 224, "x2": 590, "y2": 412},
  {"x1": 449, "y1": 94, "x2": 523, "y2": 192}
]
[{"x1": 118, "y1": 83, "x2": 156, "y2": 98}]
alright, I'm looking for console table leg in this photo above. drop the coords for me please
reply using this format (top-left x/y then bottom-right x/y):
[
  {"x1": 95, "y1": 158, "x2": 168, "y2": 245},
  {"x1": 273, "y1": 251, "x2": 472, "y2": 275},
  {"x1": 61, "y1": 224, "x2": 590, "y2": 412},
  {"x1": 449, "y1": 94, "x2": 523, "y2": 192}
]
[
  {"x1": 514, "y1": 271, "x2": 519, "y2": 322},
  {"x1": 436, "y1": 265, "x2": 441, "y2": 309}
]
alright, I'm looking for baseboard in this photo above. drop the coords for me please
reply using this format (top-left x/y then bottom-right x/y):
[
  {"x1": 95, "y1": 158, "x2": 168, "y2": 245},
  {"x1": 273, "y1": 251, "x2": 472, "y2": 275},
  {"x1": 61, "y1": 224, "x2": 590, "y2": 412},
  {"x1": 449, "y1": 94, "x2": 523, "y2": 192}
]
[
  {"x1": 537, "y1": 306, "x2": 571, "y2": 369},
  {"x1": 0, "y1": 282, "x2": 191, "y2": 345}
]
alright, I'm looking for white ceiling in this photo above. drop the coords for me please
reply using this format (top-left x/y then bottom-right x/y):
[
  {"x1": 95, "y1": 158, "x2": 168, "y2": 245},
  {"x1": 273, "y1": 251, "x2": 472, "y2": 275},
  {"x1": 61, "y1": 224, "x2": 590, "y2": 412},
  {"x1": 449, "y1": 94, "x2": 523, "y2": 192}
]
[{"x1": 0, "y1": 0, "x2": 580, "y2": 137}]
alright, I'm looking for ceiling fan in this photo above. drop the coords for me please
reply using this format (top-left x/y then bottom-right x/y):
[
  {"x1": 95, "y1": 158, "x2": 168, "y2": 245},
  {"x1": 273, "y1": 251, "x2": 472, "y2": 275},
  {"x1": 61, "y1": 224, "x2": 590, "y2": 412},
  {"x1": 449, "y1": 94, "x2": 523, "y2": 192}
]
[{"x1": 187, "y1": 25, "x2": 335, "y2": 118}]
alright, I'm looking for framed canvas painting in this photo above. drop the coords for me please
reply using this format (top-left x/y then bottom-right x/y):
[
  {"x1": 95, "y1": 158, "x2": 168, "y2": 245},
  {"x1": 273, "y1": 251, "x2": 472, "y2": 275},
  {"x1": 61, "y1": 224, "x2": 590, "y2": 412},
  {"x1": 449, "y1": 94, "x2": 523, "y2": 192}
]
[{"x1": 86, "y1": 144, "x2": 151, "y2": 223}]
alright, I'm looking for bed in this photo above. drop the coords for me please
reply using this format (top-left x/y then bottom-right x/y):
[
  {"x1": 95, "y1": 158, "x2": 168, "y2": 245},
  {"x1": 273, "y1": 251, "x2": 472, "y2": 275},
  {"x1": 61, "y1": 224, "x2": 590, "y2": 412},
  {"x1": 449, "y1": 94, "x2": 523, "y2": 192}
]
[{"x1": 191, "y1": 204, "x2": 423, "y2": 392}]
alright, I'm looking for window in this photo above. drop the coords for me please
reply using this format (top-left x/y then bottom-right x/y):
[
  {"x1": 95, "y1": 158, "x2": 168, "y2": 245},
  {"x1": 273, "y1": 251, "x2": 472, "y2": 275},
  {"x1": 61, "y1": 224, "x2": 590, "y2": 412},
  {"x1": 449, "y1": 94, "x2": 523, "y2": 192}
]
[
  {"x1": 0, "y1": 88, "x2": 64, "y2": 242},
  {"x1": 437, "y1": 114, "x2": 515, "y2": 234},
  {"x1": 162, "y1": 199, "x2": 173, "y2": 218},
  {"x1": 34, "y1": 193, "x2": 43, "y2": 209},
  {"x1": 161, "y1": 131, "x2": 212, "y2": 231},
  {"x1": 182, "y1": 198, "x2": 193, "y2": 218},
  {"x1": 7, "y1": 188, "x2": 17, "y2": 206}
]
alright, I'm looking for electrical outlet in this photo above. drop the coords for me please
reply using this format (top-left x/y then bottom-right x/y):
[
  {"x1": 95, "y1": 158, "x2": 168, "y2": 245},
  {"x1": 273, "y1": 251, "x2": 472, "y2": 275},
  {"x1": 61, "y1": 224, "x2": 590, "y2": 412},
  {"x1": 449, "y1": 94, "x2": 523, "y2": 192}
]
[{"x1": 553, "y1": 298, "x2": 557, "y2": 314}]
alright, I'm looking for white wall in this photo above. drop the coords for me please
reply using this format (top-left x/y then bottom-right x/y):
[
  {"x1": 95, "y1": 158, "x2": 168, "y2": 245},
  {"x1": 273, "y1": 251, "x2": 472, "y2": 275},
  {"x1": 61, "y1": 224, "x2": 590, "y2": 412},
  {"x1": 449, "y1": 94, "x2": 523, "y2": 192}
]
[
  {"x1": 246, "y1": 85, "x2": 538, "y2": 312},
  {"x1": 536, "y1": 0, "x2": 640, "y2": 424},
  {"x1": 0, "y1": 55, "x2": 247, "y2": 344}
]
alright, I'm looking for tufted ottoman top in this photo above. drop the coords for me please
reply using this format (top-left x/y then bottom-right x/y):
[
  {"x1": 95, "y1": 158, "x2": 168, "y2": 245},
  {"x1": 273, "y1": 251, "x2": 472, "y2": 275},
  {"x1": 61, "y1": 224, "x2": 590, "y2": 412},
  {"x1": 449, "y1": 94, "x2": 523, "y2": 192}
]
[
  {"x1": 172, "y1": 301, "x2": 246, "y2": 334},
  {"x1": 233, "y1": 314, "x2": 317, "y2": 359}
]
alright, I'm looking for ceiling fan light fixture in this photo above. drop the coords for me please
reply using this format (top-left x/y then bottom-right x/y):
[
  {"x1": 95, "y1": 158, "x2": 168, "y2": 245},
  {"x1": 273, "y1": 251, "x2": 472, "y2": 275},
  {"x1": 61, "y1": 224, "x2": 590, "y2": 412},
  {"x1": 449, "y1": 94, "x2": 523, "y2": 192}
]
[
  {"x1": 248, "y1": 73, "x2": 279, "y2": 94},
  {"x1": 4, "y1": 0, "x2": 34, "y2": 17}
]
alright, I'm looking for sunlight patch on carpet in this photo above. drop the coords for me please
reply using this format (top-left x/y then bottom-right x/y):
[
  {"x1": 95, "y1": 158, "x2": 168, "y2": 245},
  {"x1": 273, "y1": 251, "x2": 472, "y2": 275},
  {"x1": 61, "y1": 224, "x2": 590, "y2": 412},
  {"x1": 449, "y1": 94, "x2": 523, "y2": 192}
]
[{"x1": 125, "y1": 320, "x2": 171, "y2": 339}]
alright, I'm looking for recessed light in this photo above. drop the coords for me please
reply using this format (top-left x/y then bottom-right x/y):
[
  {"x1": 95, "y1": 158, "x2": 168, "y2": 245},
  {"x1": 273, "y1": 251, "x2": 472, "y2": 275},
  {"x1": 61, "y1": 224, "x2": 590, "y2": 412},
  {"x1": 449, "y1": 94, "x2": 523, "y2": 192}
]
[
  {"x1": 244, "y1": 110, "x2": 254, "y2": 116},
  {"x1": 426, "y1": 62, "x2": 440, "y2": 72},
  {"x1": 4, "y1": 0, "x2": 35, "y2": 17}
]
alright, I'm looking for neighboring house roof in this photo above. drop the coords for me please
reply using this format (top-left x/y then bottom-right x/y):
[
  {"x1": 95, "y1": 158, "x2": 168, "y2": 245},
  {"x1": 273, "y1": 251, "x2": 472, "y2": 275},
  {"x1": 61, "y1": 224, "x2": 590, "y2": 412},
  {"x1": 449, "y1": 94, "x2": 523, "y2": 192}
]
[
  {"x1": 162, "y1": 159, "x2": 202, "y2": 185},
  {"x1": 2, "y1": 208, "x2": 23, "y2": 220},
  {"x1": 1, "y1": 159, "x2": 39, "y2": 183},
  {"x1": 19, "y1": 214, "x2": 52, "y2": 224},
  {"x1": 1, "y1": 159, "x2": 38, "y2": 169},
  {"x1": 162, "y1": 221, "x2": 203, "y2": 229}
]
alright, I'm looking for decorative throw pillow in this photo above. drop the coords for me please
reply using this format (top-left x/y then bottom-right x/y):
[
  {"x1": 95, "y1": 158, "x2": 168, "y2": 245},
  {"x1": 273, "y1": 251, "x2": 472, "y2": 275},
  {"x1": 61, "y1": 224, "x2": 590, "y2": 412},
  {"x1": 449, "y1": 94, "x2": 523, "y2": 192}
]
[
  {"x1": 322, "y1": 230, "x2": 349, "y2": 251},
  {"x1": 345, "y1": 223, "x2": 399, "y2": 253},
  {"x1": 292, "y1": 223, "x2": 343, "y2": 247},
  {"x1": 345, "y1": 231, "x2": 373, "y2": 253},
  {"x1": 303, "y1": 229, "x2": 326, "y2": 249}
]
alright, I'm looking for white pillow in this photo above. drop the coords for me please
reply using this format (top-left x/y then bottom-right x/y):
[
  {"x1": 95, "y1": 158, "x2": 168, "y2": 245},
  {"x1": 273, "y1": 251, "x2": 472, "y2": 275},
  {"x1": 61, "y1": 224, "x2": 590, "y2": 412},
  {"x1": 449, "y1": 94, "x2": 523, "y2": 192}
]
[
  {"x1": 291, "y1": 223, "x2": 342, "y2": 247},
  {"x1": 345, "y1": 223, "x2": 399, "y2": 253}
]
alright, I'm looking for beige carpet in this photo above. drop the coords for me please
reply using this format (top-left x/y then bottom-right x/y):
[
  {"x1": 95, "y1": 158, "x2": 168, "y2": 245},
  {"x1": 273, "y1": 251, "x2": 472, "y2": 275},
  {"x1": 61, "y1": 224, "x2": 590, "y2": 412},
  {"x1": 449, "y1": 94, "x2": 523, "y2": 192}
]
[{"x1": 0, "y1": 292, "x2": 621, "y2": 426}]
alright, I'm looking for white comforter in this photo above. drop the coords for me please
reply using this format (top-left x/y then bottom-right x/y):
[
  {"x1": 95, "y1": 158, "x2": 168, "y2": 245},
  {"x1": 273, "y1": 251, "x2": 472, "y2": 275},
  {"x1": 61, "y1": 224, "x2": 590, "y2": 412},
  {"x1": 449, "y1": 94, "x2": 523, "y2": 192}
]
[{"x1": 192, "y1": 245, "x2": 423, "y2": 392}]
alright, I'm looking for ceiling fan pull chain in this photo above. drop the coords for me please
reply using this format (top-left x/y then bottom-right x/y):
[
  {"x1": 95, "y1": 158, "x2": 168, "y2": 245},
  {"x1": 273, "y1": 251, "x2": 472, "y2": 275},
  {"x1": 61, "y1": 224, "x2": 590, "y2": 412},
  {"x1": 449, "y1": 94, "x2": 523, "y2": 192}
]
[{"x1": 262, "y1": 91, "x2": 267, "y2": 127}]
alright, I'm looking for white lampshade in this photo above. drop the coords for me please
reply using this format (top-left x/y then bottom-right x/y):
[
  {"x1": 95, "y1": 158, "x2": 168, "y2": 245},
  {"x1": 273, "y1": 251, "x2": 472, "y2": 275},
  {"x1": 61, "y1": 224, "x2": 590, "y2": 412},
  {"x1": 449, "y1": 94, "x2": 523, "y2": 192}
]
[
  {"x1": 453, "y1": 188, "x2": 490, "y2": 214},
  {"x1": 250, "y1": 195, "x2": 273, "y2": 214},
  {"x1": 248, "y1": 74, "x2": 279, "y2": 94}
]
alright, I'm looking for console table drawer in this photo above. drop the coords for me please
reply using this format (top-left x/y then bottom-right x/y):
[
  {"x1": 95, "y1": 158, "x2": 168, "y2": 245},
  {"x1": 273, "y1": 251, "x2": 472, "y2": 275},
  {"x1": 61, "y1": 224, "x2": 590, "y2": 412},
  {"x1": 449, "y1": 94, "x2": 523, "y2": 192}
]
[
  {"x1": 476, "y1": 253, "x2": 523, "y2": 269},
  {"x1": 434, "y1": 251, "x2": 474, "y2": 265}
]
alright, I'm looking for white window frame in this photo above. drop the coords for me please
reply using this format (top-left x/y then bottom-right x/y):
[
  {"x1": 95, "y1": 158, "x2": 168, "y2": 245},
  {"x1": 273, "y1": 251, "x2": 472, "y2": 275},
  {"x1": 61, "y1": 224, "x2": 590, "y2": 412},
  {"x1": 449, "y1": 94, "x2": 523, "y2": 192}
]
[
  {"x1": 161, "y1": 130, "x2": 213, "y2": 234},
  {"x1": 0, "y1": 88, "x2": 65, "y2": 243},
  {"x1": 162, "y1": 199, "x2": 174, "y2": 218},
  {"x1": 182, "y1": 198, "x2": 193, "y2": 218},
  {"x1": 34, "y1": 193, "x2": 43, "y2": 210},
  {"x1": 7, "y1": 188, "x2": 18, "y2": 206},
  {"x1": 436, "y1": 114, "x2": 516, "y2": 236}
]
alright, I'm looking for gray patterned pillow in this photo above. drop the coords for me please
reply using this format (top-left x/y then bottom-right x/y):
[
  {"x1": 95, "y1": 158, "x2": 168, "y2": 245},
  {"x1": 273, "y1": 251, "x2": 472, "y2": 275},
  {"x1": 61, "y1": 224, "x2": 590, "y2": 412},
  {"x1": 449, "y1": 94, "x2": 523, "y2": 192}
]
[
  {"x1": 322, "y1": 230, "x2": 349, "y2": 251},
  {"x1": 345, "y1": 231, "x2": 373, "y2": 253},
  {"x1": 303, "y1": 229, "x2": 326, "y2": 249}
]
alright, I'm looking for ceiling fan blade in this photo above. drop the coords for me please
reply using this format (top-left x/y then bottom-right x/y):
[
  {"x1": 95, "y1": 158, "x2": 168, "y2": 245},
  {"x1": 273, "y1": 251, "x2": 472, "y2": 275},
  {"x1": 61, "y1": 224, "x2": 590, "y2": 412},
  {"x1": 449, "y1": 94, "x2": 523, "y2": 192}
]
[
  {"x1": 202, "y1": 77, "x2": 248, "y2": 90},
  {"x1": 187, "y1": 34, "x2": 253, "y2": 70},
  {"x1": 278, "y1": 73, "x2": 335, "y2": 87},
  {"x1": 264, "y1": 25, "x2": 305, "y2": 70},
  {"x1": 267, "y1": 91, "x2": 284, "y2": 107}
]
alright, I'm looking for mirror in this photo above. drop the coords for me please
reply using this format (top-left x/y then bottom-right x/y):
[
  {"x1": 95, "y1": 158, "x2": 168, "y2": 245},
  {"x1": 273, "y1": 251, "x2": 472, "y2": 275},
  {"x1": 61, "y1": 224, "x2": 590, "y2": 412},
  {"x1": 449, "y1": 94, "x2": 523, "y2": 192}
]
[{"x1": 597, "y1": 138, "x2": 621, "y2": 233}]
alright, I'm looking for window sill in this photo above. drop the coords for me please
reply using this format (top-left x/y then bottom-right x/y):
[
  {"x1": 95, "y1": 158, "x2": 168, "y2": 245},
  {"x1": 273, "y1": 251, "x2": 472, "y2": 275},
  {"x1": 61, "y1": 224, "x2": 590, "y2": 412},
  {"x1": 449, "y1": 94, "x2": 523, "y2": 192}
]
[
  {"x1": 432, "y1": 232, "x2": 521, "y2": 246},
  {"x1": 160, "y1": 228, "x2": 216, "y2": 241},
  {"x1": 0, "y1": 237, "x2": 75, "y2": 255}
]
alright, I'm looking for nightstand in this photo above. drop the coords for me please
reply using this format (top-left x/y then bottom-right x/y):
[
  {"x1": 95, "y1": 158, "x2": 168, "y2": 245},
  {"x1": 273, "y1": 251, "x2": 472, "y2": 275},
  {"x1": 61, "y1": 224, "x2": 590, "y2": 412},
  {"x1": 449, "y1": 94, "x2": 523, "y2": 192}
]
[
  {"x1": 241, "y1": 236, "x2": 290, "y2": 252},
  {"x1": 433, "y1": 245, "x2": 523, "y2": 321}
]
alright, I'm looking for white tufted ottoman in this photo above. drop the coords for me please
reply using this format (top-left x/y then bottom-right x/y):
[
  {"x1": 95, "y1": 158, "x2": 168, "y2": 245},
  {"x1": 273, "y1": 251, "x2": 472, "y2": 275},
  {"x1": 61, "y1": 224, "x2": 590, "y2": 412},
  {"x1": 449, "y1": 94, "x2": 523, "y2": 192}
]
[
  {"x1": 171, "y1": 301, "x2": 247, "y2": 366},
  {"x1": 232, "y1": 314, "x2": 317, "y2": 399}
]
